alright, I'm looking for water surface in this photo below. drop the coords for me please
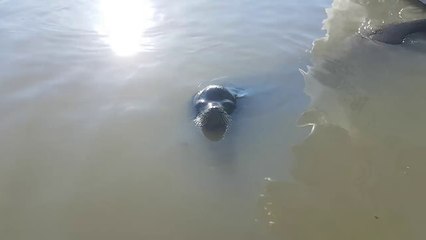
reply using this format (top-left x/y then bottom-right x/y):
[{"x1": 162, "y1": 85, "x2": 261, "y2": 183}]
[
  {"x1": 4, "y1": 0, "x2": 426, "y2": 239},
  {"x1": 261, "y1": 1, "x2": 426, "y2": 239},
  {"x1": 0, "y1": 0, "x2": 329, "y2": 239}
]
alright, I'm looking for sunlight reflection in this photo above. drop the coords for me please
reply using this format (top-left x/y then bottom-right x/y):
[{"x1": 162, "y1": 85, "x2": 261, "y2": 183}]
[{"x1": 97, "y1": 0, "x2": 155, "y2": 56}]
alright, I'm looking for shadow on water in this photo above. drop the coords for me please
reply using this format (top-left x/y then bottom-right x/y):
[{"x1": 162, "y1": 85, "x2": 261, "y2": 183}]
[{"x1": 258, "y1": 0, "x2": 426, "y2": 239}]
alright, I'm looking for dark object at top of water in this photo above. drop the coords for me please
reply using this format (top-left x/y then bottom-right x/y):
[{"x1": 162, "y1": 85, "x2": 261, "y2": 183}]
[
  {"x1": 410, "y1": 0, "x2": 426, "y2": 7},
  {"x1": 368, "y1": 19, "x2": 426, "y2": 44},
  {"x1": 193, "y1": 85, "x2": 238, "y2": 141}
]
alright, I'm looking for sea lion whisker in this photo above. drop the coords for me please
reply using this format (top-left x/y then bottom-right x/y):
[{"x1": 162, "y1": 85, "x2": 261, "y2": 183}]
[{"x1": 192, "y1": 85, "x2": 239, "y2": 141}]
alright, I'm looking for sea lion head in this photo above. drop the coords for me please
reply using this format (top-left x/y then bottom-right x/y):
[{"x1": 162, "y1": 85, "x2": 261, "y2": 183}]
[{"x1": 193, "y1": 85, "x2": 236, "y2": 141}]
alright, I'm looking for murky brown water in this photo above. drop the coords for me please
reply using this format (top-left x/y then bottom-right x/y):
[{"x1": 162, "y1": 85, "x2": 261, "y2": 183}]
[
  {"x1": 260, "y1": 0, "x2": 426, "y2": 239},
  {"x1": 1, "y1": 0, "x2": 426, "y2": 239},
  {"x1": 0, "y1": 0, "x2": 327, "y2": 239}
]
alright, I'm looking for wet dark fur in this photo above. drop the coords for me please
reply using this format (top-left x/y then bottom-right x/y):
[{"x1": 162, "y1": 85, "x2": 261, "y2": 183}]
[{"x1": 193, "y1": 85, "x2": 237, "y2": 141}]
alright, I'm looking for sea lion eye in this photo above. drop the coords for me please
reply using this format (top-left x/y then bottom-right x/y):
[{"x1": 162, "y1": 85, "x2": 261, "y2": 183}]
[
  {"x1": 221, "y1": 100, "x2": 235, "y2": 113},
  {"x1": 195, "y1": 100, "x2": 206, "y2": 111}
]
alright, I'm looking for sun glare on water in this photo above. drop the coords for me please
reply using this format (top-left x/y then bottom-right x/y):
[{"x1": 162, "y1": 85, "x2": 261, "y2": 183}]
[{"x1": 97, "y1": 0, "x2": 155, "y2": 56}]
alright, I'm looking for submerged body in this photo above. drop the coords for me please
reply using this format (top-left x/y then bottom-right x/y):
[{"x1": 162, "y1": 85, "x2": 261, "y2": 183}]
[
  {"x1": 368, "y1": 18, "x2": 426, "y2": 44},
  {"x1": 193, "y1": 85, "x2": 237, "y2": 141}
]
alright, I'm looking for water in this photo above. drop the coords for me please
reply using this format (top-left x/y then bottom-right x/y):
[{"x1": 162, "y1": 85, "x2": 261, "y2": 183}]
[
  {"x1": 260, "y1": 0, "x2": 426, "y2": 239},
  {"x1": 1, "y1": 0, "x2": 426, "y2": 239},
  {"x1": 0, "y1": 0, "x2": 328, "y2": 239}
]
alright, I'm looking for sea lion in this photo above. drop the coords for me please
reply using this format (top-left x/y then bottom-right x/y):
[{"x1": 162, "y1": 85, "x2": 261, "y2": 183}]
[
  {"x1": 193, "y1": 85, "x2": 237, "y2": 141},
  {"x1": 367, "y1": 18, "x2": 426, "y2": 44}
]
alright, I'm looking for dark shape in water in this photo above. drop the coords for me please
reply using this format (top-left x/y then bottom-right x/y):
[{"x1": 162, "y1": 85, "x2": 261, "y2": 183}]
[
  {"x1": 368, "y1": 19, "x2": 426, "y2": 44},
  {"x1": 408, "y1": 0, "x2": 426, "y2": 8},
  {"x1": 193, "y1": 85, "x2": 237, "y2": 141}
]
